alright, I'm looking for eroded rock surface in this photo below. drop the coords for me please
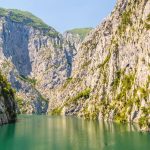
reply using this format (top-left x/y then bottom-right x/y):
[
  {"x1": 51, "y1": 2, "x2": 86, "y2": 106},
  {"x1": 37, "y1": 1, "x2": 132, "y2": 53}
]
[
  {"x1": 48, "y1": 0, "x2": 150, "y2": 131},
  {"x1": 0, "y1": 9, "x2": 87, "y2": 114}
]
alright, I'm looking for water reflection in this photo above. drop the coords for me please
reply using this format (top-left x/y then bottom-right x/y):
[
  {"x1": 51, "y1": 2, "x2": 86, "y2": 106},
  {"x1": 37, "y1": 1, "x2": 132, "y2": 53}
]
[
  {"x1": 0, "y1": 123, "x2": 16, "y2": 149},
  {"x1": 0, "y1": 115, "x2": 149, "y2": 150}
]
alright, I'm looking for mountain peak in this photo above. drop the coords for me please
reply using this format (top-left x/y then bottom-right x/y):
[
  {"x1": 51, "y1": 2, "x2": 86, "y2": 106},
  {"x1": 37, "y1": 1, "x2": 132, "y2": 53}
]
[{"x1": 65, "y1": 28, "x2": 93, "y2": 40}]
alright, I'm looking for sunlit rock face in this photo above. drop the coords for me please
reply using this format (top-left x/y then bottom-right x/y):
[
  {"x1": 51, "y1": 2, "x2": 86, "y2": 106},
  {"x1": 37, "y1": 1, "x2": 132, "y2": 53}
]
[{"x1": 48, "y1": 0, "x2": 150, "y2": 131}]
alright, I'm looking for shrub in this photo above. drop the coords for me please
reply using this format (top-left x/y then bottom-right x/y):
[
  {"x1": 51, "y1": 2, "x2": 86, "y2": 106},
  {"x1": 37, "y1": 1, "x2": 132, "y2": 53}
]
[
  {"x1": 19, "y1": 75, "x2": 37, "y2": 86},
  {"x1": 118, "y1": 9, "x2": 132, "y2": 35},
  {"x1": 145, "y1": 23, "x2": 150, "y2": 30},
  {"x1": 51, "y1": 107, "x2": 62, "y2": 115},
  {"x1": 138, "y1": 116, "x2": 149, "y2": 128},
  {"x1": 82, "y1": 60, "x2": 91, "y2": 69},
  {"x1": 65, "y1": 88, "x2": 91, "y2": 105},
  {"x1": 63, "y1": 77, "x2": 73, "y2": 88},
  {"x1": 145, "y1": 14, "x2": 150, "y2": 30},
  {"x1": 0, "y1": 71, "x2": 15, "y2": 98}
]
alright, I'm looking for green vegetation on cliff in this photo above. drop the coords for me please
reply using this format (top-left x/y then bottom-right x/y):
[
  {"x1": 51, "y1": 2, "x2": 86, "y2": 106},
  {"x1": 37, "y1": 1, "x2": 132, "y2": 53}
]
[
  {"x1": 118, "y1": 9, "x2": 132, "y2": 35},
  {"x1": 0, "y1": 71, "x2": 16, "y2": 121},
  {"x1": 145, "y1": 13, "x2": 150, "y2": 30},
  {"x1": 19, "y1": 75, "x2": 37, "y2": 87},
  {"x1": 51, "y1": 88, "x2": 91, "y2": 115},
  {"x1": 66, "y1": 88, "x2": 91, "y2": 105},
  {"x1": 0, "y1": 71, "x2": 15, "y2": 98},
  {"x1": 0, "y1": 8, "x2": 59, "y2": 37}
]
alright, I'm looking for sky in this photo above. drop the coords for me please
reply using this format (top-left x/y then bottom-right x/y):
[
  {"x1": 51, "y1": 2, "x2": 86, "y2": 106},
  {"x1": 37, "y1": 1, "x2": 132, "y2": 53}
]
[{"x1": 0, "y1": 0, "x2": 116, "y2": 33}]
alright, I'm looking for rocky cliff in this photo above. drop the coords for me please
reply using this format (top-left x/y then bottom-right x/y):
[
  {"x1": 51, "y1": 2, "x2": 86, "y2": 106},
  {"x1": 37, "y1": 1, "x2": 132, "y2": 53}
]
[
  {"x1": 0, "y1": 8, "x2": 67, "y2": 114},
  {"x1": 0, "y1": 8, "x2": 89, "y2": 114},
  {"x1": 0, "y1": 71, "x2": 16, "y2": 125},
  {"x1": 63, "y1": 28, "x2": 92, "y2": 76},
  {"x1": 48, "y1": 0, "x2": 150, "y2": 131}
]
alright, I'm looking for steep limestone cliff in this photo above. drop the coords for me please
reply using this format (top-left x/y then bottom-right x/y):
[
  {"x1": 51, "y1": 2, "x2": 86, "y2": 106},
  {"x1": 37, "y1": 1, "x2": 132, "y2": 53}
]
[
  {"x1": 0, "y1": 71, "x2": 16, "y2": 125},
  {"x1": 0, "y1": 8, "x2": 67, "y2": 114},
  {"x1": 48, "y1": 0, "x2": 150, "y2": 131},
  {"x1": 0, "y1": 8, "x2": 83, "y2": 114}
]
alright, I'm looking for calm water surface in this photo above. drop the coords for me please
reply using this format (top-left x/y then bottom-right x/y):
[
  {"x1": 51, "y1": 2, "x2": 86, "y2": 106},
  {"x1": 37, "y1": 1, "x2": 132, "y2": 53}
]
[{"x1": 0, "y1": 115, "x2": 149, "y2": 150}]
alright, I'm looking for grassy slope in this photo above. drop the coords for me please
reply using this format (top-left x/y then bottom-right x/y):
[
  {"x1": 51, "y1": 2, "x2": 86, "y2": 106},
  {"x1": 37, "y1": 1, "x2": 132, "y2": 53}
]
[
  {"x1": 0, "y1": 8, "x2": 59, "y2": 36},
  {"x1": 67, "y1": 28, "x2": 93, "y2": 40}
]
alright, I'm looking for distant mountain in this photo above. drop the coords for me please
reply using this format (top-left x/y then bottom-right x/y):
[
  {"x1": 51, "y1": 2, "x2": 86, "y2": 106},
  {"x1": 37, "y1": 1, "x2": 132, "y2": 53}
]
[{"x1": 65, "y1": 28, "x2": 93, "y2": 40}]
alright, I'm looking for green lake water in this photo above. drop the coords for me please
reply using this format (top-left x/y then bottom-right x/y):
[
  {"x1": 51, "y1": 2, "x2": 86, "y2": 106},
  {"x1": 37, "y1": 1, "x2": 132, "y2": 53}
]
[{"x1": 0, "y1": 115, "x2": 149, "y2": 150}]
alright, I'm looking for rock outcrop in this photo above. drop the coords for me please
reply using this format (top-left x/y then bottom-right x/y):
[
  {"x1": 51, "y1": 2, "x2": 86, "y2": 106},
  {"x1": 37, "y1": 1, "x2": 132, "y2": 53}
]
[
  {"x1": 0, "y1": 72, "x2": 16, "y2": 125},
  {"x1": 48, "y1": 0, "x2": 150, "y2": 131}
]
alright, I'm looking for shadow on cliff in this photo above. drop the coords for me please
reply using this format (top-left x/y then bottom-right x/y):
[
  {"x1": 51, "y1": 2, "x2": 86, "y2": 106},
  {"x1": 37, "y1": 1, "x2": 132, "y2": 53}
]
[{"x1": 2, "y1": 19, "x2": 32, "y2": 76}]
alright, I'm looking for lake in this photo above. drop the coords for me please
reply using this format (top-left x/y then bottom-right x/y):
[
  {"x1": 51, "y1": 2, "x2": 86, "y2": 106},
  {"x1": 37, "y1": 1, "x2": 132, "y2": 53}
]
[{"x1": 0, "y1": 115, "x2": 149, "y2": 150}]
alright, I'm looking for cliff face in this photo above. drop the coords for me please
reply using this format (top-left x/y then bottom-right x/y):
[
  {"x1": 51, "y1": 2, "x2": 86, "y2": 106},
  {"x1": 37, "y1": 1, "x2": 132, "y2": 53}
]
[
  {"x1": 63, "y1": 28, "x2": 92, "y2": 49},
  {"x1": 0, "y1": 72, "x2": 16, "y2": 125},
  {"x1": 0, "y1": 9, "x2": 64, "y2": 113},
  {"x1": 48, "y1": 0, "x2": 150, "y2": 131},
  {"x1": 63, "y1": 28, "x2": 92, "y2": 76},
  {"x1": 0, "y1": 8, "x2": 83, "y2": 114}
]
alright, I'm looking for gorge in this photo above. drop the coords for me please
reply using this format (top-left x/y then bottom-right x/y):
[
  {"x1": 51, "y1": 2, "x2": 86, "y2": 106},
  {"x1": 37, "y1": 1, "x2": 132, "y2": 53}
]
[{"x1": 0, "y1": 0, "x2": 149, "y2": 134}]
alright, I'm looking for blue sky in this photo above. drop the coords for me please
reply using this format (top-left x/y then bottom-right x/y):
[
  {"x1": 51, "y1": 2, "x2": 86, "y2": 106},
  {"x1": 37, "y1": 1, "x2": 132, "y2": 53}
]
[{"x1": 0, "y1": 0, "x2": 116, "y2": 33}]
